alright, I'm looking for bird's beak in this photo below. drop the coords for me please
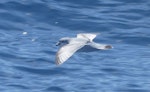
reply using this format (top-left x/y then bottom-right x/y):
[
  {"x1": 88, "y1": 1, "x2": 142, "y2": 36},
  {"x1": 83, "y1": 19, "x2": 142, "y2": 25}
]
[{"x1": 56, "y1": 42, "x2": 60, "y2": 46}]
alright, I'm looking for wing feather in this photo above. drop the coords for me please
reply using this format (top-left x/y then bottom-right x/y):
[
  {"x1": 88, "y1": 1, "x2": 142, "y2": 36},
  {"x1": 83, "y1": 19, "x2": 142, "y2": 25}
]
[
  {"x1": 56, "y1": 43, "x2": 85, "y2": 65},
  {"x1": 89, "y1": 42, "x2": 113, "y2": 50},
  {"x1": 77, "y1": 33, "x2": 99, "y2": 41}
]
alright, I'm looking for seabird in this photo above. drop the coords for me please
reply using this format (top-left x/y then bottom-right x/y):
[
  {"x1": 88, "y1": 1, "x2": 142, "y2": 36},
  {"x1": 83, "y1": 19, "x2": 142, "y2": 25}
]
[{"x1": 55, "y1": 33, "x2": 112, "y2": 65}]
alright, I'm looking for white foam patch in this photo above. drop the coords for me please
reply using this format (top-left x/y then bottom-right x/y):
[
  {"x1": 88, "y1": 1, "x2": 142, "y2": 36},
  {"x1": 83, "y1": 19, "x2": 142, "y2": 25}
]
[
  {"x1": 22, "y1": 32, "x2": 28, "y2": 35},
  {"x1": 31, "y1": 38, "x2": 36, "y2": 42}
]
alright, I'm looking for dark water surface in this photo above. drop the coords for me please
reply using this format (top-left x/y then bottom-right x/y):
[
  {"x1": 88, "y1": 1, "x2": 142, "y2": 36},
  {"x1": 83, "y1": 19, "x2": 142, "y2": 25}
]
[{"x1": 0, "y1": 0, "x2": 150, "y2": 92}]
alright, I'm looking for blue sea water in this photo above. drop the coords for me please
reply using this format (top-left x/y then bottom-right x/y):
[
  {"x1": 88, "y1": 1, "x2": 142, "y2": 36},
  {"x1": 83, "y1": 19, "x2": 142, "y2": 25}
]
[{"x1": 0, "y1": 0, "x2": 150, "y2": 92}]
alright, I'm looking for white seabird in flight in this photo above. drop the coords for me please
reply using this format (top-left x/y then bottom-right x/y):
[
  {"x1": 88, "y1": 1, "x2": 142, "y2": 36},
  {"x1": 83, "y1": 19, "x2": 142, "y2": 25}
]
[{"x1": 55, "y1": 33, "x2": 112, "y2": 65}]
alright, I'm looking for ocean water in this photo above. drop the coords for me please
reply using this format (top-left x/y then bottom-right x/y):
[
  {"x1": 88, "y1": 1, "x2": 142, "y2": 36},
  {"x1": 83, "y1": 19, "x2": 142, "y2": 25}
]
[{"x1": 0, "y1": 0, "x2": 150, "y2": 92}]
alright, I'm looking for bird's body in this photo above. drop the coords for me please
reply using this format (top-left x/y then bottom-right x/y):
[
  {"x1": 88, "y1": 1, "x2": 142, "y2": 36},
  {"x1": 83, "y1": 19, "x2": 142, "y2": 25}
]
[{"x1": 55, "y1": 33, "x2": 112, "y2": 65}]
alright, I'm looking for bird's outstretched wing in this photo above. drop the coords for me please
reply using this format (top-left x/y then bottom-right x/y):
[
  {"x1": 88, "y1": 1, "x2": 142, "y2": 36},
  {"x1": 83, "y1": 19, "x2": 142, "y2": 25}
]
[
  {"x1": 56, "y1": 42, "x2": 85, "y2": 65},
  {"x1": 89, "y1": 42, "x2": 113, "y2": 50},
  {"x1": 77, "y1": 33, "x2": 99, "y2": 42}
]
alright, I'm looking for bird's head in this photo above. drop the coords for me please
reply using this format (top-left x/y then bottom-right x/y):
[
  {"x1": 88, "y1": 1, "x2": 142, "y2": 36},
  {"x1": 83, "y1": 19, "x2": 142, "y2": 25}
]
[{"x1": 56, "y1": 37, "x2": 70, "y2": 46}]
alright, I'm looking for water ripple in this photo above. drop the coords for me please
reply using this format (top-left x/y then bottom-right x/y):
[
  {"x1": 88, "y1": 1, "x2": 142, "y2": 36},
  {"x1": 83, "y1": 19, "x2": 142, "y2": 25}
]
[{"x1": 0, "y1": 0, "x2": 150, "y2": 92}]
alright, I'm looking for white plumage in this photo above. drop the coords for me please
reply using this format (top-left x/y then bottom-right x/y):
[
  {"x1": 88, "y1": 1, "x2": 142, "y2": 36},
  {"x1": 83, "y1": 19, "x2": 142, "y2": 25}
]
[{"x1": 55, "y1": 33, "x2": 112, "y2": 65}]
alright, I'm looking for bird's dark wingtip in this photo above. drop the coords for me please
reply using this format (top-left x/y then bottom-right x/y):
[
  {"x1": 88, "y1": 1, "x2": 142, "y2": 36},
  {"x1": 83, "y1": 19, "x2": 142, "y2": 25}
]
[{"x1": 105, "y1": 45, "x2": 113, "y2": 49}]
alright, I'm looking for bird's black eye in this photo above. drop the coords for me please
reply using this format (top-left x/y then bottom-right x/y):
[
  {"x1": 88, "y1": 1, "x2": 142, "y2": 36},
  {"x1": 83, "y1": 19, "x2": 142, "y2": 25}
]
[{"x1": 61, "y1": 40, "x2": 66, "y2": 43}]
